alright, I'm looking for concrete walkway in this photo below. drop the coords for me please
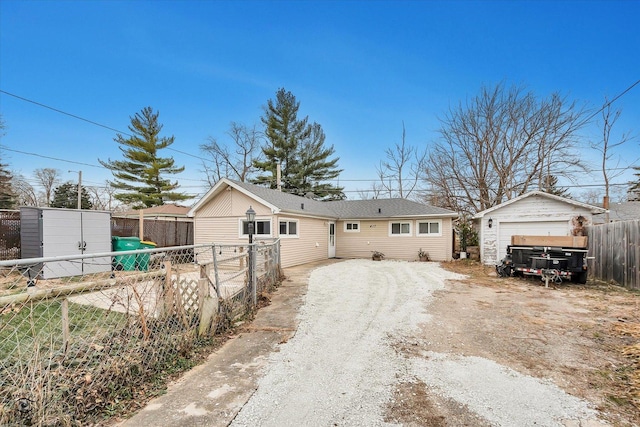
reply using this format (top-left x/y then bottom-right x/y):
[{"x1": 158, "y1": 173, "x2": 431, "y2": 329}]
[{"x1": 118, "y1": 259, "x2": 339, "y2": 427}]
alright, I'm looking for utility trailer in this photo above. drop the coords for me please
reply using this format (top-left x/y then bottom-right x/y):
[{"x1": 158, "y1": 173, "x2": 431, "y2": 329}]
[{"x1": 496, "y1": 235, "x2": 589, "y2": 286}]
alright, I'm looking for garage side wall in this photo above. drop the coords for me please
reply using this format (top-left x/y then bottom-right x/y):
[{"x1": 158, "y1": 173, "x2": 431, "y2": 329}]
[{"x1": 480, "y1": 195, "x2": 594, "y2": 265}]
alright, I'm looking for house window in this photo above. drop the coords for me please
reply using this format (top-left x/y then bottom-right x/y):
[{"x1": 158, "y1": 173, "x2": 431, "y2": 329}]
[
  {"x1": 417, "y1": 220, "x2": 442, "y2": 236},
  {"x1": 344, "y1": 221, "x2": 360, "y2": 232},
  {"x1": 279, "y1": 219, "x2": 298, "y2": 237},
  {"x1": 389, "y1": 221, "x2": 412, "y2": 236},
  {"x1": 240, "y1": 218, "x2": 272, "y2": 237}
]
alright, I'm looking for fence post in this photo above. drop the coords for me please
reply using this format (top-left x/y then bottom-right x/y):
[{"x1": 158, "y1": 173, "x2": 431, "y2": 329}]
[
  {"x1": 162, "y1": 260, "x2": 174, "y2": 316},
  {"x1": 61, "y1": 298, "x2": 69, "y2": 352},
  {"x1": 212, "y1": 245, "x2": 222, "y2": 300},
  {"x1": 198, "y1": 262, "x2": 217, "y2": 337}
]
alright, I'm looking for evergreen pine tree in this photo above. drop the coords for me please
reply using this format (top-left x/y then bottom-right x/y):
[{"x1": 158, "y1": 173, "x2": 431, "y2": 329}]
[
  {"x1": 51, "y1": 182, "x2": 93, "y2": 209},
  {"x1": 0, "y1": 117, "x2": 16, "y2": 209},
  {"x1": 99, "y1": 107, "x2": 189, "y2": 208},
  {"x1": 296, "y1": 123, "x2": 344, "y2": 200},
  {"x1": 0, "y1": 160, "x2": 16, "y2": 209},
  {"x1": 542, "y1": 174, "x2": 571, "y2": 198},
  {"x1": 252, "y1": 89, "x2": 344, "y2": 200}
]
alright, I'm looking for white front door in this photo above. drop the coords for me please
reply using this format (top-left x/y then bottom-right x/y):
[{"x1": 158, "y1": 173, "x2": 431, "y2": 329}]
[{"x1": 328, "y1": 222, "x2": 336, "y2": 258}]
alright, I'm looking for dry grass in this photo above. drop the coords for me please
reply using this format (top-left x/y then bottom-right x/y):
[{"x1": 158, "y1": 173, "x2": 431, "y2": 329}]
[{"x1": 439, "y1": 259, "x2": 640, "y2": 423}]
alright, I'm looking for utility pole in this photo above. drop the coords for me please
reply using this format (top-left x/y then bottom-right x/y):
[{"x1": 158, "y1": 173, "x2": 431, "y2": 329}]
[
  {"x1": 77, "y1": 170, "x2": 82, "y2": 210},
  {"x1": 68, "y1": 170, "x2": 82, "y2": 209}
]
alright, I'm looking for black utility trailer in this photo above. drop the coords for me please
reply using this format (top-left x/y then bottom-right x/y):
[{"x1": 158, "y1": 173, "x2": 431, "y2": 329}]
[{"x1": 496, "y1": 241, "x2": 588, "y2": 286}]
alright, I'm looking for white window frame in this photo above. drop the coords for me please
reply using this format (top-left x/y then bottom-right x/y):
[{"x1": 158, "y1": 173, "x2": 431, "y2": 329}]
[
  {"x1": 238, "y1": 217, "x2": 273, "y2": 238},
  {"x1": 278, "y1": 218, "x2": 299, "y2": 238},
  {"x1": 389, "y1": 221, "x2": 412, "y2": 237},
  {"x1": 344, "y1": 221, "x2": 360, "y2": 233},
  {"x1": 416, "y1": 219, "x2": 442, "y2": 237}
]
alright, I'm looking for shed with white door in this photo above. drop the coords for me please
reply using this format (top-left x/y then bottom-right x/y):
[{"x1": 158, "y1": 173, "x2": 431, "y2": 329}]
[
  {"x1": 472, "y1": 191, "x2": 605, "y2": 266},
  {"x1": 20, "y1": 207, "x2": 112, "y2": 279}
]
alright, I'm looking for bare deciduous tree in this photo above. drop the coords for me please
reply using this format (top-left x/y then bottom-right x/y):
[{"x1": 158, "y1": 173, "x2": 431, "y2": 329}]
[
  {"x1": 12, "y1": 173, "x2": 38, "y2": 206},
  {"x1": 201, "y1": 122, "x2": 264, "y2": 185},
  {"x1": 34, "y1": 168, "x2": 61, "y2": 207},
  {"x1": 591, "y1": 99, "x2": 636, "y2": 218},
  {"x1": 425, "y1": 83, "x2": 587, "y2": 216},
  {"x1": 357, "y1": 182, "x2": 385, "y2": 200},
  {"x1": 374, "y1": 123, "x2": 427, "y2": 200},
  {"x1": 86, "y1": 182, "x2": 120, "y2": 210}
]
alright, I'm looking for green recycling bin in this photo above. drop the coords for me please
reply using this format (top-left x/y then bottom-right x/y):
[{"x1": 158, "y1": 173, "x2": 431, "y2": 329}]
[
  {"x1": 137, "y1": 240, "x2": 157, "y2": 271},
  {"x1": 112, "y1": 236, "x2": 141, "y2": 271}
]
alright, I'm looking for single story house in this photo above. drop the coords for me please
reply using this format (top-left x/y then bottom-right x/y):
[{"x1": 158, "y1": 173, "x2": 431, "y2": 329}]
[
  {"x1": 188, "y1": 178, "x2": 458, "y2": 268},
  {"x1": 472, "y1": 191, "x2": 605, "y2": 266},
  {"x1": 593, "y1": 201, "x2": 640, "y2": 224}
]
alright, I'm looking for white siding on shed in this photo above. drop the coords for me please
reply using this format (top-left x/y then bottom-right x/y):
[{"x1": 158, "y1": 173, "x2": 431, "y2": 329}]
[{"x1": 474, "y1": 192, "x2": 603, "y2": 266}]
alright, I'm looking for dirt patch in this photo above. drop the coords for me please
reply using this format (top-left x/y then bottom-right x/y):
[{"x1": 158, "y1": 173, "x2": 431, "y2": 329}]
[
  {"x1": 386, "y1": 260, "x2": 640, "y2": 426},
  {"x1": 385, "y1": 380, "x2": 491, "y2": 426}
]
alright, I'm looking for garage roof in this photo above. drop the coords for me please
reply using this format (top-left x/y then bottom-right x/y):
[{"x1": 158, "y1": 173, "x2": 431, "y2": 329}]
[{"x1": 472, "y1": 191, "x2": 605, "y2": 219}]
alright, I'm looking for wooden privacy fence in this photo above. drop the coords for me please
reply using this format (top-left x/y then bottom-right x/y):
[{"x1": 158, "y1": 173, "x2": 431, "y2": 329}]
[
  {"x1": 112, "y1": 216, "x2": 193, "y2": 247},
  {"x1": 586, "y1": 220, "x2": 640, "y2": 290}
]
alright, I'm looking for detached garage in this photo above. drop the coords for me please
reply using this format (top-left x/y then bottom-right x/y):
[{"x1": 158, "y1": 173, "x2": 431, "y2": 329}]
[{"x1": 473, "y1": 191, "x2": 605, "y2": 265}]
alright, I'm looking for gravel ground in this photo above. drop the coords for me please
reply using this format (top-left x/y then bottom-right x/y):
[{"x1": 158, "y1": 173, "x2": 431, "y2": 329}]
[{"x1": 230, "y1": 259, "x2": 603, "y2": 427}]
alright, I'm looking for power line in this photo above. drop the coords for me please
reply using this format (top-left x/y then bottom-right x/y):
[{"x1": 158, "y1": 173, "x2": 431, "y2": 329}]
[
  {"x1": 0, "y1": 145, "x2": 104, "y2": 168},
  {"x1": 0, "y1": 89, "x2": 211, "y2": 162},
  {"x1": 0, "y1": 90, "x2": 126, "y2": 135},
  {"x1": 581, "y1": 78, "x2": 640, "y2": 126}
]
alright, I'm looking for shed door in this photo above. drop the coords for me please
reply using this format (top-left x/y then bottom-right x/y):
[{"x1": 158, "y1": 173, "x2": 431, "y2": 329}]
[
  {"x1": 42, "y1": 209, "x2": 83, "y2": 278},
  {"x1": 498, "y1": 221, "x2": 568, "y2": 259},
  {"x1": 80, "y1": 211, "x2": 112, "y2": 275}
]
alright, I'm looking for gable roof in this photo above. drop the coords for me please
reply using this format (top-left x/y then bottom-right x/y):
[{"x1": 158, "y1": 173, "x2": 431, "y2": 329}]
[
  {"x1": 472, "y1": 191, "x2": 605, "y2": 219},
  {"x1": 594, "y1": 201, "x2": 640, "y2": 222},
  {"x1": 117, "y1": 203, "x2": 191, "y2": 218},
  {"x1": 188, "y1": 178, "x2": 457, "y2": 219}
]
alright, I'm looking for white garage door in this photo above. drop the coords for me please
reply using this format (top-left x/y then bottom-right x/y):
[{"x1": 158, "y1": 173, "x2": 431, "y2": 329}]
[{"x1": 497, "y1": 221, "x2": 568, "y2": 259}]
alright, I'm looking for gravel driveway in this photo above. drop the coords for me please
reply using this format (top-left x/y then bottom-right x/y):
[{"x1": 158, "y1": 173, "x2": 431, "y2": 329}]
[{"x1": 230, "y1": 260, "x2": 605, "y2": 427}]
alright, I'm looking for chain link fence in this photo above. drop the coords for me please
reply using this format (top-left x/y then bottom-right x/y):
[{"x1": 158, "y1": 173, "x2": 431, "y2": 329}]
[{"x1": 0, "y1": 240, "x2": 281, "y2": 426}]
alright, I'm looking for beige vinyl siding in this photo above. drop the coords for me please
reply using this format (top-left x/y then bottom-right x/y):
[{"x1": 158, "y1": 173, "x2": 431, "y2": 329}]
[
  {"x1": 196, "y1": 187, "x2": 273, "y2": 218},
  {"x1": 194, "y1": 188, "x2": 273, "y2": 245},
  {"x1": 277, "y1": 216, "x2": 329, "y2": 268},
  {"x1": 336, "y1": 218, "x2": 453, "y2": 261}
]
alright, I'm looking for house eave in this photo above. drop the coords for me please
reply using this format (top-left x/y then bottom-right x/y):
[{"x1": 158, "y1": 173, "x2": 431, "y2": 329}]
[{"x1": 472, "y1": 191, "x2": 606, "y2": 219}]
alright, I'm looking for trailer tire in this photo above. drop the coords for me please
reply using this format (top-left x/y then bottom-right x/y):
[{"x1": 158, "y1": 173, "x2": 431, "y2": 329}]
[{"x1": 573, "y1": 271, "x2": 587, "y2": 284}]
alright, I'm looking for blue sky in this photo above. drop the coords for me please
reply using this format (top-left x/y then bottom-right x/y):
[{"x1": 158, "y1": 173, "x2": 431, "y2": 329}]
[{"x1": 1, "y1": 0, "x2": 639, "y2": 204}]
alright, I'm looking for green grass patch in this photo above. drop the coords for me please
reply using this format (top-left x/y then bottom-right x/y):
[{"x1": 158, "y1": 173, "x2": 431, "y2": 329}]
[{"x1": 0, "y1": 299, "x2": 128, "y2": 363}]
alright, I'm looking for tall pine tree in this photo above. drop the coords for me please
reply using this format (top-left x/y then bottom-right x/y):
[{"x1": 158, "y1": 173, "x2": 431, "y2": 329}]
[
  {"x1": 99, "y1": 107, "x2": 189, "y2": 208},
  {"x1": 252, "y1": 89, "x2": 344, "y2": 200},
  {"x1": 296, "y1": 123, "x2": 344, "y2": 200}
]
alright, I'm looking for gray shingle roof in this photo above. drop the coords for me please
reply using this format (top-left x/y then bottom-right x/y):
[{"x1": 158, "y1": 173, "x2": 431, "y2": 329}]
[
  {"x1": 593, "y1": 201, "x2": 640, "y2": 222},
  {"x1": 228, "y1": 179, "x2": 457, "y2": 219}
]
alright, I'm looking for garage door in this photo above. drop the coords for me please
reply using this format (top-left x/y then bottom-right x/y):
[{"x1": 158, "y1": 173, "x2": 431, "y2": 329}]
[{"x1": 497, "y1": 221, "x2": 568, "y2": 260}]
